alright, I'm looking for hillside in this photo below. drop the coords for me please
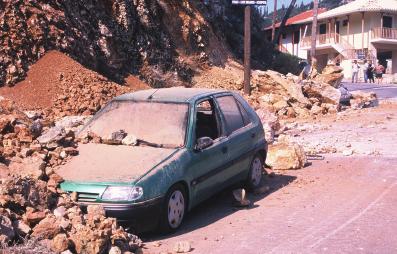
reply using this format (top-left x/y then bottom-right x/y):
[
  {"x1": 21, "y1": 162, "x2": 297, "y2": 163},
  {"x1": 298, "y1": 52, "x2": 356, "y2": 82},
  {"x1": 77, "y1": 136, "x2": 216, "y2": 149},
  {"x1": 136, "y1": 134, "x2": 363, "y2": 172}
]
[
  {"x1": 0, "y1": 0, "x2": 283, "y2": 89},
  {"x1": 0, "y1": 0, "x2": 231, "y2": 88}
]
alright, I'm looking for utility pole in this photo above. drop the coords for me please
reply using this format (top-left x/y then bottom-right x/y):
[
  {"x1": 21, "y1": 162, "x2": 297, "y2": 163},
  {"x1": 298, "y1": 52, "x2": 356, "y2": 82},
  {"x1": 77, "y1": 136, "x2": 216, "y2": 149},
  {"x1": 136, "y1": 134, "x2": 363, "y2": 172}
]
[
  {"x1": 244, "y1": 6, "x2": 251, "y2": 95},
  {"x1": 271, "y1": 0, "x2": 278, "y2": 41},
  {"x1": 232, "y1": 0, "x2": 267, "y2": 95},
  {"x1": 310, "y1": 0, "x2": 319, "y2": 62}
]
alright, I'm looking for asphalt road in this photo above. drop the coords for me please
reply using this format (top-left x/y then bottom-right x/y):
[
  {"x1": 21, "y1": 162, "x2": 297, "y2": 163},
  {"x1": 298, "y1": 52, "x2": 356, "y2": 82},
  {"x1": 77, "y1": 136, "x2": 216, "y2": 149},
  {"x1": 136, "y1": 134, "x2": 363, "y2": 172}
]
[{"x1": 343, "y1": 82, "x2": 397, "y2": 100}]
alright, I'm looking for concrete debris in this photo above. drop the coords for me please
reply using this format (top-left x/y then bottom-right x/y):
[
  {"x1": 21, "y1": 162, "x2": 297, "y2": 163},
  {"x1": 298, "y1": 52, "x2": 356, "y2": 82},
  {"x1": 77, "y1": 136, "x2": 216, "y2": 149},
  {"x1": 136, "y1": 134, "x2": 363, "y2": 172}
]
[
  {"x1": 173, "y1": 241, "x2": 192, "y2": 253},
  {"x1": 232, "y1": 188, "x2": 251, "y2": 207},
  {"x1": 350, "y1": 91, "x2": 379, "y2": 109},
  {"x1": 266, "y1": 142, "x2": 307, "y2": 170}
]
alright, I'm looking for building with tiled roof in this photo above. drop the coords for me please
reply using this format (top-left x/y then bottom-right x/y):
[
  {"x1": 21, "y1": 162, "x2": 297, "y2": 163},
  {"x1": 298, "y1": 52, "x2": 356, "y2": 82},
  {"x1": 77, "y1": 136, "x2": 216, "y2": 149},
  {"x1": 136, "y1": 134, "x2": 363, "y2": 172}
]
[{"x1": 267, "y1": 0, "x2": 397, "y2": 79}]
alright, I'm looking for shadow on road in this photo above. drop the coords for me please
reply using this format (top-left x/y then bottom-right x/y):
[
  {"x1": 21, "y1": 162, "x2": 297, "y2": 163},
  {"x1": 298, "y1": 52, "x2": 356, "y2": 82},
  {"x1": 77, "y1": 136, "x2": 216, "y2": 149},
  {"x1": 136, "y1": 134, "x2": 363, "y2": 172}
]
[{"x1": 142, "y1": 173, "x2": 297, "y2": 241}]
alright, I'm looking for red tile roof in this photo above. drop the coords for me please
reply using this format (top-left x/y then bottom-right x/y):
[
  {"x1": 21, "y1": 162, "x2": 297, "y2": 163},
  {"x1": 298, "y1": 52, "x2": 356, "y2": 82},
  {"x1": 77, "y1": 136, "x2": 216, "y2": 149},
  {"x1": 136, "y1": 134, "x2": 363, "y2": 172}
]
[{"x1": 264, "y1": 8, "x2": 327, "y2": 30}]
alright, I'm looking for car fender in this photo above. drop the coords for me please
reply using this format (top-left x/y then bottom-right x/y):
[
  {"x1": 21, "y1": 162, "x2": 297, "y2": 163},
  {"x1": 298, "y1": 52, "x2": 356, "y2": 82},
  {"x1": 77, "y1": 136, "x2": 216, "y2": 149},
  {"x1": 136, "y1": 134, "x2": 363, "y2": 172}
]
[{"x1": 135, "y1": 149, "x2": 190, "y2": 202}]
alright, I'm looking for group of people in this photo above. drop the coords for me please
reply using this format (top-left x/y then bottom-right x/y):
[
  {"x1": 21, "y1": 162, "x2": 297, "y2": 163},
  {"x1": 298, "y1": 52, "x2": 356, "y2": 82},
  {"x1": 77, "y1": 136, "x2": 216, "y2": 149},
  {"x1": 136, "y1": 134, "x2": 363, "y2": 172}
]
[{"x1": 352, "y1": 59, "x2": 385, "y2": 84}]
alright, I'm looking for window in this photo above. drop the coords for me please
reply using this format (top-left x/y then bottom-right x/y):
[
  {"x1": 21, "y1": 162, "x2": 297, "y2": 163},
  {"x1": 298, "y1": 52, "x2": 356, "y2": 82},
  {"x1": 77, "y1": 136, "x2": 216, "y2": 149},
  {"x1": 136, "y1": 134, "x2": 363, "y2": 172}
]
[
  {"x1": 195, "y1": 99, "x2": 220, "y2": 140},
  {"x1": 342, "y1": 19, "x2": 348, "y2": 27},
  {"x1": 236, "y1": 100, "x2": 251, "y2": 126},
  {"x1": 383, "y1": 16, "x2": 392, "y2": 28},
  {"x1": 216, "y1": 96, "x2": 245, "y2": 135},
  {"x1": 319, "y1": 23, "x2": 326, "y2": 34},
  {"x1": 293, "y1": 30, "x2": 300, "y2": 44}
]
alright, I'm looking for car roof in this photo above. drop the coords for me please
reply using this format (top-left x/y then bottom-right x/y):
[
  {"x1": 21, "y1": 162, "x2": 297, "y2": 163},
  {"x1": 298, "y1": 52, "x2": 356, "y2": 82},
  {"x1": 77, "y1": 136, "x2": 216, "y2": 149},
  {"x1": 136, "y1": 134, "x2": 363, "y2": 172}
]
[{"x1": 114, "y1": 87, "x2": 229, "y2": 103}]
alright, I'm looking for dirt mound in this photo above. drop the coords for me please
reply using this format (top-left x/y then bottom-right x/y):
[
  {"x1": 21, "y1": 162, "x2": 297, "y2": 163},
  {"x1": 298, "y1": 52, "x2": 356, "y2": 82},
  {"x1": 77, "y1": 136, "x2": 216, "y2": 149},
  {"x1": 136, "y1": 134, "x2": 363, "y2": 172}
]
[
  {"x1": 0, "y1": 51, "x2": 133, "y2": 118},
  {"x1": 0, "y1": 51, "x2": 81, "y2": 109}
]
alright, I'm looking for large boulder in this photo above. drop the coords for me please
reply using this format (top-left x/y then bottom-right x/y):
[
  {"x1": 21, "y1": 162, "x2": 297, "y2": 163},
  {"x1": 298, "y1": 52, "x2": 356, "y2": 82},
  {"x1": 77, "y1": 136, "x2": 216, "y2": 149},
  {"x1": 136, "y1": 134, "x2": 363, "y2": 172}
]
[
  {"x1": 258, "y1": 70, "x2": 310, "y2": 105},
  {"x1": 314, "y1": 64, "x2": 344, "y2": 88},
  {"x1": 256, "y1": 108, "x2": 280, "y2": 143},
  {"x1": 31, "y1": 215, "x2": 61, "y2": 239},
  {"x1": 266, "y1": 142, "x2": 307, "y2": 170},
  {"x1": 8, "y1": 156, "x2": 46, "y2": 179},
  {"x1": 303, "y1": 81, "x2": 341, "y2": 105}
]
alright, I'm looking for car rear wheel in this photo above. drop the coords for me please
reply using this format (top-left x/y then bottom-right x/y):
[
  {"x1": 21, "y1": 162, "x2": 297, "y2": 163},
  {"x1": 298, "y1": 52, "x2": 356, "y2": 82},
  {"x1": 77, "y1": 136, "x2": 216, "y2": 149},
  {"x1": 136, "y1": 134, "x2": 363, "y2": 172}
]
[
  {"x1": 159, "y1": 184, "x2": 187, "y2": 232},
  {"x1": 246, "y1": 154, "x2": 264, "y2": 190}
]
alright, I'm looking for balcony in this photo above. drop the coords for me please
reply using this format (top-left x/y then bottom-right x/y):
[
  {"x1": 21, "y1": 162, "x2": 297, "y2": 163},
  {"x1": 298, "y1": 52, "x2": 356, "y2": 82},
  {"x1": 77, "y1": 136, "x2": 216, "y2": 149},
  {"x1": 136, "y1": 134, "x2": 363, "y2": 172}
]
[
  {"x1": 371, "y1": 27, "x2": 397, "y2": 44},
  {"x1": 300, "y1": 33, "x2": 340, "y2": 49}
]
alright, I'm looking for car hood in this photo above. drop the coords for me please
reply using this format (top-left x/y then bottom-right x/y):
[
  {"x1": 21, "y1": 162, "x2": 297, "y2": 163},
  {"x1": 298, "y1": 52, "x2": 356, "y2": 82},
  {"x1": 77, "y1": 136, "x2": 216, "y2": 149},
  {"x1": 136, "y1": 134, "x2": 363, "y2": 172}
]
[{"x1": 56, "y1": 143, "x2": 178, "y2": 183}]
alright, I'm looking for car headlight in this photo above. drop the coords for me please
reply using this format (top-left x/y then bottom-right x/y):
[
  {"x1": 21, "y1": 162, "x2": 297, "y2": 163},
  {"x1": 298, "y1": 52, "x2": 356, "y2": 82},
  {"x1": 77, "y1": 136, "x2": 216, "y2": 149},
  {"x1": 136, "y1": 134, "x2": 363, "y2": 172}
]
[{"x1": 101, "y1": 186, "x2": 143, "y2": 201}]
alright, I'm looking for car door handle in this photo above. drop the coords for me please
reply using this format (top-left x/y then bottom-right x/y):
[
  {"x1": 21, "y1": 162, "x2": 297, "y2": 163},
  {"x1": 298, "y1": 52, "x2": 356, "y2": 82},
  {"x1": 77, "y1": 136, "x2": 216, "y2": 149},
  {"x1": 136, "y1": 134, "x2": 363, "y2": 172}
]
[
  {"x1": 222, "y1": 146, "x2": 228, "y2": 154},
  {"x1": 251, "y1": 133, "x2": 256, "y2": 138}
]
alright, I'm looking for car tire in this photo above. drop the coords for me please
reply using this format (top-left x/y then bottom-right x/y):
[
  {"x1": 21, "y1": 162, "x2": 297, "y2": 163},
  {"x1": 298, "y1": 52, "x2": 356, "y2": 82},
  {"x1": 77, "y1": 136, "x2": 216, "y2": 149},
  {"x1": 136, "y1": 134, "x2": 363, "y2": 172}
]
[
  {"x1": 159, "y1": 183, "x2": 187, "y2": 232},
  {"x1": 246, "y1": 154, "x2": 264, "y2": 190}
]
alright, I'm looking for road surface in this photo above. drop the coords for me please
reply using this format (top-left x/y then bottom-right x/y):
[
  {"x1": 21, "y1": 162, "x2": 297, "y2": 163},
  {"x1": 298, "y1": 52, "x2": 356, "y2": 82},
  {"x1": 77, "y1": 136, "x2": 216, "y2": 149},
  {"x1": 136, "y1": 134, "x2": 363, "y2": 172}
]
[
  {"x1": 143, "y1": 104, "x2": 397, "y2": 254},
  {"x1": 343, "y1": 82, "x2": 397, "y2": 100}
]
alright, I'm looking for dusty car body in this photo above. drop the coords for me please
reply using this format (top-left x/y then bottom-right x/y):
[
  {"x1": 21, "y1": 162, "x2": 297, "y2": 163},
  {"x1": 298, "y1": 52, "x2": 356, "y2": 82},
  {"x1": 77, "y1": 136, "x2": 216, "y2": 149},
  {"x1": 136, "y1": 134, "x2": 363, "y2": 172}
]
[{"x1": 58, "y1": 88, "x2": 267, "y2": 232}]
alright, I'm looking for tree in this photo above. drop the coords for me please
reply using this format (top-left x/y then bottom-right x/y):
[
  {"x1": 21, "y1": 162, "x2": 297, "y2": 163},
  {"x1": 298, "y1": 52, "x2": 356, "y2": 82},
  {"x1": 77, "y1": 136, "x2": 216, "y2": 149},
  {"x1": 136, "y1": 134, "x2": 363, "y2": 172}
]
[{"x1": 272, "y1": 0, "x2": 297, "y2": 45}]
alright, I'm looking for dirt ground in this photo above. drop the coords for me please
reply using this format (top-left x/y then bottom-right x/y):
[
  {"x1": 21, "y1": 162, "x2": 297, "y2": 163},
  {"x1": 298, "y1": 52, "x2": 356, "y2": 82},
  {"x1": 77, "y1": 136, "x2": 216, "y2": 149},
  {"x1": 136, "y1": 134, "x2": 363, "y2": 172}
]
[{"x1": 142, "y1": 103, "x2": 397, "y2": 254}]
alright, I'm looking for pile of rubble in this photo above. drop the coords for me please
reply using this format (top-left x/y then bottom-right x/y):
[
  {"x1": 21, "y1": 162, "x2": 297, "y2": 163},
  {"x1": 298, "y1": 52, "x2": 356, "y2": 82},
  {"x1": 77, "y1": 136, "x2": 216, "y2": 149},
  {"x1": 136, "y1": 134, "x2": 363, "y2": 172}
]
[
  {"x1": 249, "y1": 65, "x2": 345, "y2": 119},
  {"x1": 0, "y1": 175, "x2": 142, "y2": 253},
  {"x1": 0, "y1": 97, "x2": 143, "y2": 253},
  {"x1": 46, "y1": 62, "x2": 131, "y2": 119}
]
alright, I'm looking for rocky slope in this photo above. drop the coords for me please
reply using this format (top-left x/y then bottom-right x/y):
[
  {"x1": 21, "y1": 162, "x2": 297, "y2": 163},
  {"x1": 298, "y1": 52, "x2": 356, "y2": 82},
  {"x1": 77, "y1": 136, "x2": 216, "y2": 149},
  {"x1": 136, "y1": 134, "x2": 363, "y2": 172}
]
[{"x1": 0, "y1": 0, "x2": 229, "y2": 88}]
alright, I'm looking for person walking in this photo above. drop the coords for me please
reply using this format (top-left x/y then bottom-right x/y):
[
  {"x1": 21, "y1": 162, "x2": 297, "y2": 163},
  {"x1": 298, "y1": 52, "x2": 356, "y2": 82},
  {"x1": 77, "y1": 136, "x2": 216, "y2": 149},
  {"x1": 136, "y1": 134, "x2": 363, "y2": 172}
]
[
  {"x1": 352, "y1": 60, "x2": 360, "y2": 83},
  {"x1": 375, "y1": 61, "x2": 385, "y2": 84},
  {"x1": 367, "y1": 60, "x2": 375, "y2": 83},
  {"x1": 363, "y1": 60, "x2": 368, "y2": 83}
]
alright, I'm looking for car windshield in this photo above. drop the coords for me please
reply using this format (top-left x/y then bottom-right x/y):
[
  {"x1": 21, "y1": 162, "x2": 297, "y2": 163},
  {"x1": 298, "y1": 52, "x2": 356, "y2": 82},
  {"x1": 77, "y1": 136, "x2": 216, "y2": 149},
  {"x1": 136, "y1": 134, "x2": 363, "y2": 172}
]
[{"x1": 79, "y1": 100, "x2": 189, "y2": 148}]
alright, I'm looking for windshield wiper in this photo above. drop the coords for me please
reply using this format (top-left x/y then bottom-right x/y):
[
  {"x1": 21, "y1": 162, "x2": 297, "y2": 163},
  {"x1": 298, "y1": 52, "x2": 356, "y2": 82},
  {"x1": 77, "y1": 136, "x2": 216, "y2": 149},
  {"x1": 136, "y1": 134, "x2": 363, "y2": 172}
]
[{"x1": 136, "y1": 138, "x2": 179, "y2": 149}]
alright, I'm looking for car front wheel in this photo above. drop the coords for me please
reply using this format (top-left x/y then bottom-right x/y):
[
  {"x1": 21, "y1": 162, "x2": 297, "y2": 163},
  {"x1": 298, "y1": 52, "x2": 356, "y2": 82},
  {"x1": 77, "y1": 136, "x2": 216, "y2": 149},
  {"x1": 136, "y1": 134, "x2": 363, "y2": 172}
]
[
  {"x1": 159, "y1": 184, "x2": 187, "y2": 232},
  {"x1": 246, "y1": 154, "x2": 264, "y2": 190}
]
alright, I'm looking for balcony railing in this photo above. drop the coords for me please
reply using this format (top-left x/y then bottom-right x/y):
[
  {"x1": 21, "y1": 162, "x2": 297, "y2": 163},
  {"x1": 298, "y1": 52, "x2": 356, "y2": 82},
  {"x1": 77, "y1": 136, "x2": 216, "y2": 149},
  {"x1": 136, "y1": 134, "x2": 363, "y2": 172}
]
[
  {"x1": 372, "y1": 27, "x2": 397, "y2": 40},
  {"x1": 300, "y1": 33, "x2": 345, "y2": 48}
]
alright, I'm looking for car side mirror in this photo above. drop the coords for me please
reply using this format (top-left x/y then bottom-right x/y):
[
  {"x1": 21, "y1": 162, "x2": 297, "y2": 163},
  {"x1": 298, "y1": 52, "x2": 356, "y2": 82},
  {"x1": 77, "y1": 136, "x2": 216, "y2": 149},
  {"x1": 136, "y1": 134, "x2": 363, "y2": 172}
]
[{"x1": 195, "y1": 137, "x2": 214, "y2": 151}]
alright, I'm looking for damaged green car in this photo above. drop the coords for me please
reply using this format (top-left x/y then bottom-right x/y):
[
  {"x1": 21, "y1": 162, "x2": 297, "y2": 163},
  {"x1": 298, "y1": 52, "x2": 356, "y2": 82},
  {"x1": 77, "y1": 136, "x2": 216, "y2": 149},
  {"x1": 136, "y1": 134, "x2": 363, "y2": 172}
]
[{"x1": 59, "y1": 88, "x2": 267, "y2": 232}]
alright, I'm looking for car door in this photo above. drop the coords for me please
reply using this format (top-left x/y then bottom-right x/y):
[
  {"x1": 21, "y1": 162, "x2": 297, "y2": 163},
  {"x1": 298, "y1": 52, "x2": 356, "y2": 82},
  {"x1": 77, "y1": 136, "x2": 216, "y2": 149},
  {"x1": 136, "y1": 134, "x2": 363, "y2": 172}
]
[
  {"x1": 187, "y1": 97, "x2": 230, "y2": 206},
  {"x1": 214, "y1": 94, "x2": 256, "y2": 182}
]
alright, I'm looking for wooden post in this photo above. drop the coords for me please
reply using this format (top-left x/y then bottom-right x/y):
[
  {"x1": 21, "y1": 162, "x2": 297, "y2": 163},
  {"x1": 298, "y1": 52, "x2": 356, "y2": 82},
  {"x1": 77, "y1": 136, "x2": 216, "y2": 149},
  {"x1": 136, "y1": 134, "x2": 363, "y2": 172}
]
[
  {"x1": 244, "y1": 6, "x2": 251, "y2": 95},
  {"x1": 334, "y1": 18, "x2": 337, "y2": 42},
  {"x1": 380, "y1": 12, "x2": 384, "y2": 38},
  {"x1": 361, "y1": 12, "x2": 365, "y2": 51},
  {"x1": 347, "y1": 15, "x2": 350, "y2": 44},
  {"x1": 299, "y1": 25, "x2": 302, "y2": 44},
  {"x1": 292, "y1": 30, "x2": 295, "y2": 55},
  {"x1": 328, "y1": 19, "x2": 331, "y2": 42},
  {"x1": 311, "y1": 0, "x2": 319, "y2": 61},
  {"x1": 271, "y1": 0, "x2": 278, "y2": 41},
  {"x1": 381, "y1": 12, "x2": 384, "y2": 28}
]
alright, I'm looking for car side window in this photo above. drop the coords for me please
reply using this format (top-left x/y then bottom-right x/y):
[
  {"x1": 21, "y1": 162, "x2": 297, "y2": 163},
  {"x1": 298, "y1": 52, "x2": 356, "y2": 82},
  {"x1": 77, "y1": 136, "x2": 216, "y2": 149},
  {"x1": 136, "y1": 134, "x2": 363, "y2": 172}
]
[
  {"x1": 216, "y1": 95, "x2": 245, "y2": 135},
  {"x1": 195, "y1": 99, "x2": 221, "y2": 140}
]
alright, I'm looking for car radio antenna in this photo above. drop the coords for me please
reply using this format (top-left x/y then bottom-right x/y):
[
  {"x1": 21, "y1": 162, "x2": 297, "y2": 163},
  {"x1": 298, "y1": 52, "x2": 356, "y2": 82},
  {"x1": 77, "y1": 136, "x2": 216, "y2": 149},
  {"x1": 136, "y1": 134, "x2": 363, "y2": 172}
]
[{"x1": 147, "y1": 89, "x2": 159, "y2": 100}]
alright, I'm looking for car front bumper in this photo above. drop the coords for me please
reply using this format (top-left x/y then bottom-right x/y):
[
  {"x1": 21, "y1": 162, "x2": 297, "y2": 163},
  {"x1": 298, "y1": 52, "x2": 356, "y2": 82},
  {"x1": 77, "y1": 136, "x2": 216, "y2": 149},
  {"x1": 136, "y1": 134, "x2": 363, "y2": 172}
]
[{"x1": 79, "y1": 196, "x2": 164, "y2": 233}]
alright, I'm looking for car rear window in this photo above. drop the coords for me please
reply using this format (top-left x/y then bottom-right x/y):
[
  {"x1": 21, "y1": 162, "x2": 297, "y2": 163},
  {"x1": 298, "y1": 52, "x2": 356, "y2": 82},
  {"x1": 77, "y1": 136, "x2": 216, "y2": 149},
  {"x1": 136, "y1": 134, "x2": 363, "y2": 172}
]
[{"x1": 216, "y1": 95, "x2": 245, "y2": 134}]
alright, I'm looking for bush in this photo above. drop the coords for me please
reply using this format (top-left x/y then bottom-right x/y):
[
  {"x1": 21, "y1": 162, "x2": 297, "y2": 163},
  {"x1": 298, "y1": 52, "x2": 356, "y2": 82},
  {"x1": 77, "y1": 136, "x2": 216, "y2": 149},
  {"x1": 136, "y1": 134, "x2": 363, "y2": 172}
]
[{"x1": 271, "y1": 52, "x2": 301, "y2": 75}]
